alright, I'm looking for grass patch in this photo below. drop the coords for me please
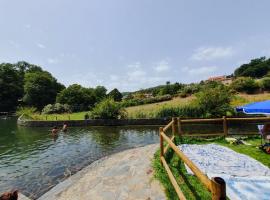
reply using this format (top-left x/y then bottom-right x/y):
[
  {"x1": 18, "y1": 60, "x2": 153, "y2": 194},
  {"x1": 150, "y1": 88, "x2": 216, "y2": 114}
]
[
  {"x1": 29, "y1": 112, "x2": 88, "y2": 120},
  {"x1": 153, "y1": 136, "x2": 270, "y2": 200}
]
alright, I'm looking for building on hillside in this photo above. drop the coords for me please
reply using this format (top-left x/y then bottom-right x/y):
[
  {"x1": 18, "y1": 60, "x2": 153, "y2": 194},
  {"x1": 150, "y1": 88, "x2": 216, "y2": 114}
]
[{"x1": 207, "y1": 75, "x2": 232, "y2": 85}]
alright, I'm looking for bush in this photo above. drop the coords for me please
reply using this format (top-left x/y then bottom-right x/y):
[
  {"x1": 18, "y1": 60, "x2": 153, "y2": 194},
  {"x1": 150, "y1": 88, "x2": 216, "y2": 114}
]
[
  {"x1": 42, "y1": 103, "x2": 71, "y2": 114},
  {"x1": 90, "y1": 98, "x2": 126, "y2": 119},
  {"x1": 230, "y1": 77, "x2": 260, "y2": 94},
  {"x1": 261, "y1": 77, "x2": 270, "y2": 91},
  {"x1": 155, "y1": 105, "x2": 204, "y2": 118},
  {"x1": 121, "y1": 95, "x2": 172, "y2": 107},
  {"x1": 194, "y1": 85, "x2": 233, "y2": 117},
  {"x1": 16, "y1": 106, "x2": 37, "y2": 118}
]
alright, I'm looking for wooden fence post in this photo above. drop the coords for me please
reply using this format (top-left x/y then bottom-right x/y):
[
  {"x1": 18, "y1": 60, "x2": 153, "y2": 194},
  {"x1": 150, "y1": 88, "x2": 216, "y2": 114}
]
[
  {"x1": 223, "y1": 116, "x2": 228, "y2": 136},
  {"x1": 211, "y1": 177, "x2": 226, "y2": 200},
  {"x1": 55, "y1": 116, "x2": 57, "y2": 121},
  {"x1": 68, "y1": 115, "x2": 71, "y2": 120},
  {"x1": 159, "y1": 127, "x2": 164, "y2": 164},
  {"x1": 177, "y1": 117, "x2": 183, "y2": 136},
  {"x1": 172, "y1": 117, "x2": 177, "y2": 136}
]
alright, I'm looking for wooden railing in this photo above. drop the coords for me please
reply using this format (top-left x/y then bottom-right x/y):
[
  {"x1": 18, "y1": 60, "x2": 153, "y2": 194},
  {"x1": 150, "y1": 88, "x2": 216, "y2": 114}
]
[{"x1": 160, "y1": 116, "x2": 270, "y2": 199}]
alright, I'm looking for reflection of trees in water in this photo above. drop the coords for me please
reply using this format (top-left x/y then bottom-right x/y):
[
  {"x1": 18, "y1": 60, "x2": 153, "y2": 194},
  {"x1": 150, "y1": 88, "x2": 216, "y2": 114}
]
[
  {"x1": 90, "y1": 127, "x2": 122, "y2": 148},
  {"x1": 90, "y1": 126, "x2": 159, "y2": 149}
]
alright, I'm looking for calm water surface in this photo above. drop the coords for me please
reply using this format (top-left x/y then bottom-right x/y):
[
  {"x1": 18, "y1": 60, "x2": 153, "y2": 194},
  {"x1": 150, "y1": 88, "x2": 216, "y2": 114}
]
[{"x1": 0, "y1": 118, "x2": 159, "y2": 199}]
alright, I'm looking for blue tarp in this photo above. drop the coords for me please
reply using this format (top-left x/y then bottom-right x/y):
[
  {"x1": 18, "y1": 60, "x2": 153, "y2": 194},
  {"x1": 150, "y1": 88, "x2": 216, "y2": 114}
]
[{"x1": 236, "y1": 100, "x2": 270, "y2": 115}]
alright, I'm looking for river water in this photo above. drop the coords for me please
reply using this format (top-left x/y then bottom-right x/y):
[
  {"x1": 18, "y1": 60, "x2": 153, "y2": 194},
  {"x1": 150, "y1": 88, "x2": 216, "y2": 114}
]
[{"x1": 0, "y1": 118, "x2": 159, "y2": 199}]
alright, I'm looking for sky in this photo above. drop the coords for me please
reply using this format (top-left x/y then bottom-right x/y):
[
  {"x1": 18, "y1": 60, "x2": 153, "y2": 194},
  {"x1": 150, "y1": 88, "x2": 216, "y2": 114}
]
[{"x1": 1, "y1": 0, "x2": 270, "y2": 92}]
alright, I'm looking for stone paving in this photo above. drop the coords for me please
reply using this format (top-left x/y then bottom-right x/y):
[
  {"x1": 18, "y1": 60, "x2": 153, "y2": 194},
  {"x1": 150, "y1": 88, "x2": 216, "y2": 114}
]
[{"x1": 38, "y1": 144, "x2": 165, "y2": 200}]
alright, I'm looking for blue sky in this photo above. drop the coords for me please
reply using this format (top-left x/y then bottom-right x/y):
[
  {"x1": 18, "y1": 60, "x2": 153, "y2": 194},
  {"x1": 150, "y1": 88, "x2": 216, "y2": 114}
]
[{"x1": 1, "y1": 0, "x2": 270, "y2": 92}]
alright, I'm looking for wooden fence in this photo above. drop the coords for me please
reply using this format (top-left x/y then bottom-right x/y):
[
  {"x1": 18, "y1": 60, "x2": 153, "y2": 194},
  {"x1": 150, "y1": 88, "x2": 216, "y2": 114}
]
[{"x1": 159, "y1": 116, "x2": 270, "y2": 199}]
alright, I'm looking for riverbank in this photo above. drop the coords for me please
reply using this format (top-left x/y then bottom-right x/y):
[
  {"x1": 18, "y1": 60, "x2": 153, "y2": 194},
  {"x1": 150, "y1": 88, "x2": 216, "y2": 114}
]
[
  {"x1": 17, "y1": 115, "x2": 170, "y2": 127},
  {"x1": 37, "y1": 144, "x2": 165, "y2": 200}
]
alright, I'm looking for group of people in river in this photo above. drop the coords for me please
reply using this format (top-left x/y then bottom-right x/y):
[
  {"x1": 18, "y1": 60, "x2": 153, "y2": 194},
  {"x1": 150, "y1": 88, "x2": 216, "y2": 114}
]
[{"x1": 51, "y1": 122, "x2": 68, "y2": 140}]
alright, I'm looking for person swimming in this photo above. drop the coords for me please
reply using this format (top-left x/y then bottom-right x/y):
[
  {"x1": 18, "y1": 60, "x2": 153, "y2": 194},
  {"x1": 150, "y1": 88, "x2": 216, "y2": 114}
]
[
  {"x1": 51, "y1": 126, "x2": 59, "y2": 135},
  {"x1": 62, "y1": 122, "x2": 68, "y2": 132}
]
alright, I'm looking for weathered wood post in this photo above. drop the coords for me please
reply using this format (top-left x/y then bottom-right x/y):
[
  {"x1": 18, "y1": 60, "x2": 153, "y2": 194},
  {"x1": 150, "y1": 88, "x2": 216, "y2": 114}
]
[
  {"x1": 46, "y1": 116, "x2": 48, "y2": 120},
  {"x1": 68, "y1": 115, "x2": 71, "y2": 120},
  {"x1": 172, "y1": 117, "x2": 177, "y2": 136},
  {"x1": 177, "y1": 117, "x2": 183, "y2": 137},
  {"x1": 211, "y1": 177, "x2": 226, "y2": 200},
  {"x1": 223, "y1": 116, "x2": 228, "y2": 136},
  {"x1": 159, "y1": 127, "x2": 164, "y2": 164},
  {"x1": 55, "y1": 116, "x2": 57, "y2": 121}
]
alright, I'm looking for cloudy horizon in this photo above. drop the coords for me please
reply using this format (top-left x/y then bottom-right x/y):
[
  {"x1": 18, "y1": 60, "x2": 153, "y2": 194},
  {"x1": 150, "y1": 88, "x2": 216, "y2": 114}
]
[{"x1": 1, "y1": 0, "x2": 270, "y2": 92}]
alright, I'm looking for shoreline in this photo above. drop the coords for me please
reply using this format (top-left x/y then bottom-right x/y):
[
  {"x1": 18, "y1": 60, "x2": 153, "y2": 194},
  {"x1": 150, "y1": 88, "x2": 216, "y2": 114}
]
[{"x1": 37, "y1": 144, "x2": 165, "y2": 200}]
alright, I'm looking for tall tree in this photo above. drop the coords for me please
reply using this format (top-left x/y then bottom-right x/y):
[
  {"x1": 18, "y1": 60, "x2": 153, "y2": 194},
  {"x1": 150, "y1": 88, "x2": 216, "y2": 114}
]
[
  {"x1": 94, "y1": 86, "x2": 107, "y2": 102},
  {"x1": 23, "y1": 71, "x2": 61, "y2": 110},
  {"x1": 108, "y1": 88, "x2": 122, "y2": 101},
  {"x1": 56, "y1": 84, "x2": 96, "y2": 111},
  {"x1": 0, "y1": 63, "x2": 23, "y2": 111}
]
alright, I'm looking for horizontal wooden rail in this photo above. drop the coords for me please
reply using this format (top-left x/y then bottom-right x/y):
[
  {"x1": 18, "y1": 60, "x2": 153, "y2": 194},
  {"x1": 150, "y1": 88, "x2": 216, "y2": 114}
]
[
  {"x1": 161, "y1": 156, "x2": 186, "y2": 200},
  {"x1": 181, "y1": 118, "x2": 223, "y2": 123},
  {"x1": 161, "y1": 131, "x2": 212, "y2": 191}
]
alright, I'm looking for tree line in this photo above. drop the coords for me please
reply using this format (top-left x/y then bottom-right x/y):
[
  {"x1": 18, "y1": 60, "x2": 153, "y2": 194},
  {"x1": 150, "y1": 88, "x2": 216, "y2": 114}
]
[{"x1": 0, "y1": 61, "x2": 122, "y2": 112}]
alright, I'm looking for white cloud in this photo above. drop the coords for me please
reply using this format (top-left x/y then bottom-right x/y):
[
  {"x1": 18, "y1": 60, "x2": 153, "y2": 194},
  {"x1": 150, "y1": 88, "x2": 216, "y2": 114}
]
[
  {"x1": 190, "y1": 46, "x2": 234, "y2": 61},
  {"x1": 37, "y1": 43, "x2": 46, "y2": 49},
  {"x1": 154, "y1": 60, "x2": 170, "y2": 72},
  {"x1": 47, "y1": 58, "x2": 59, "y2": 64},
  {"x1": 127, "y1": 69, "x2": 146, "y2": 81}
]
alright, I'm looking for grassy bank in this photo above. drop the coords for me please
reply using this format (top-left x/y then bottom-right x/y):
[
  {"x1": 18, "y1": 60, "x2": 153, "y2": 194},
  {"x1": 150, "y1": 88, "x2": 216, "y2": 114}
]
[
  {"x1": 153, "y1": 136, "x2": 269, "y2": 200},
  {"x1": 25, "y1": 93, "x2": 270, "y2": 120}
]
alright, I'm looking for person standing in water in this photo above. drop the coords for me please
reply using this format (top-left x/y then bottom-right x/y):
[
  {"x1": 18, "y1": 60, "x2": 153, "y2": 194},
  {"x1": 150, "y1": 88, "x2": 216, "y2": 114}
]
[
  {"x1": 51, "y1": 126, "x2": 59, "y2": 135},
  {"x1": 62, "y1": 122, "x2": 68, "y2": 132}
]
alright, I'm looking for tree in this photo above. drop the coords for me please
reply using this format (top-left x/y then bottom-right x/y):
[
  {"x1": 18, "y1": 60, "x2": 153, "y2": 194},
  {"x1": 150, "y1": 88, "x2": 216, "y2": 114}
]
[
  {"x1": 234, "y1": 57, "x2": 270, "y2": 78},
  {"x1": 230, "y1": 77, "x2": 260, "y2": 94},
  {"x1": 108, "y1": 88, "x2": 123, "y2": 101},
  {"x1": 0, "y1": 63, "x2": 23, "y2": 111},
  {"x1": 56, "y1": 84, "x2": 96, "y2": 111},
  {"x1": 23, "y1": 71, "x2": 62, "y2": 110},
  {"x1": 94, "y1": 86, "x2": 107, "y2": 102},
  {"x1": 194, "y1": 85, "x2": 233, "y2": 117},
  {"x1": 90, "y1": 98, "x2": 126, "y2": 119},
  {"x1": 261, "y1": 77, "x2": 270, "y2": 91}
]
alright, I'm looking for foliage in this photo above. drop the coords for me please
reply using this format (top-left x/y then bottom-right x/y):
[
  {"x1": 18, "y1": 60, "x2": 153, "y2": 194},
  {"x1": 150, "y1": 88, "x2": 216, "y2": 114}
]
[
  {"x1": 23, "y1": 71, "x2": 63, "y2": 110},
  {"x1": 56, "y1": 84, "x2": 97, "y2": 112},
  {"x1": 0, "y1": 63, "x2": 24, "y2": 111},
  {"x1": 234, "y1": 57, "x2": 270, "y2": 78},
  {"x1": 194, "y1": 85, "x2": 234, "y2": 117},
  {"x1": 156, "y1": 105, "x2": 203, "y2": 118},
  {"x1": 94, "y1": 86, "x2": 107, "y2": 102},
  {"x1": 261, "y1": 77, "x2": 270, "y2": 91},
  {"x1": 42, "y1": 103, "x2": 71, "y2": 114},
  {"x1": 121, "y1": 95, "x2": 172, "y2": 107},
  {"x1": 231, "y1": 77, "x2": 260, "y2": 94},
  {"x1": 108, "y1": 88, "x2": 123, "y2": 101},
  {"x1": 90, "y1": 98, "x2": 126, "y2": 119},
  {"x1": 16, "y1": 106, "x2": 37, "y2": 118}
]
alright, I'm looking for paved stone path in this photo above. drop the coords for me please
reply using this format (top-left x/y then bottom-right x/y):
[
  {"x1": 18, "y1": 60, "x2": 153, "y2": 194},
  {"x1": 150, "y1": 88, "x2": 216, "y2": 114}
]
[{"x1": 38, "y1": 144, "x2": 165, "y2": 200}]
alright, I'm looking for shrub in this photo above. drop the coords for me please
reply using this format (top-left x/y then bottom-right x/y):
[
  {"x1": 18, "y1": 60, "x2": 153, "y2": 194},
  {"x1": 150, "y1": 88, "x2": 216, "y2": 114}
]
[
  {"x1": 42, "y1": 103, "x2": 71, "y2": 114},
  {"x1": 230, "y1": 77, "x2": 260, "y2": 94},
  {"x1": 194, "y1": 85, "x2": 233, "y2": 117},
  {"x1": 16, "y1": 106, "x2": 37, "y2": 118},
  {"x1": 121, "y1": 95, "x2": 172, "y2": 107},
  {"x1": 155, "y1": 105, "x2": 204, "y2": 118},
  {"x1": 90, "y1": 98, "x2": 126, "y2": 119},
  {"x1": 261, "y1": 77, "x2": 270, "y2": 91}
]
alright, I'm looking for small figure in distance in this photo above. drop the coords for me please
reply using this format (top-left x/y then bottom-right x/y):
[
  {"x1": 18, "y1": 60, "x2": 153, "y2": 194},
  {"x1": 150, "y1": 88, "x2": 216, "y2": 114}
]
[
  {"x1": 62, "y1": 122, "x2": 68, "y2": 132},
  {"x1": 0, "y1": 190, "x2": 18, "y2": 200},
  {"x1": 51, "y1": 126, "x2": 59, "y2": 135}
]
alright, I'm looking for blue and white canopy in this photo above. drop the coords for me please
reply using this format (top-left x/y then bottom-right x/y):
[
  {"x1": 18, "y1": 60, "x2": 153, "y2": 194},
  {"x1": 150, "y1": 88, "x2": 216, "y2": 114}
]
[{"x1": 236, "y1": 100, "x2": 270, "y2": 115}]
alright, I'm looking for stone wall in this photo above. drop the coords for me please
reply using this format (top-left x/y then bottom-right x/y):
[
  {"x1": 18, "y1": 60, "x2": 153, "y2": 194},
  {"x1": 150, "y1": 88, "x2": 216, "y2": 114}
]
[{"x1": 17, "y1": 115, "x2": 170, "y2": 127}]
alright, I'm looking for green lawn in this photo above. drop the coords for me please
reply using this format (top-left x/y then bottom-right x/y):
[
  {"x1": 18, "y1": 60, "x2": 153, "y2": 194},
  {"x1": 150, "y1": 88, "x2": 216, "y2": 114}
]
[
  {"x1": 153, "y1": 136, "x2": 269, "y2": 200},
  {"x1": 30, "y1": 111, "x2": 88, "y2": 120}
]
